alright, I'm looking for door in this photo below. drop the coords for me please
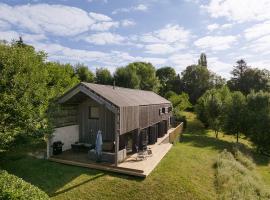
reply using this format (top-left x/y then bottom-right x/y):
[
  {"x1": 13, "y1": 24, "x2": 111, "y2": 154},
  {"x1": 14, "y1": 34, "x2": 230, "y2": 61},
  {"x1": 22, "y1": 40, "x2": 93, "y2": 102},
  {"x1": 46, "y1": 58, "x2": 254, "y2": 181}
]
[{"x1": 88, "y1": 105, "x2": 101, "y2": 144}]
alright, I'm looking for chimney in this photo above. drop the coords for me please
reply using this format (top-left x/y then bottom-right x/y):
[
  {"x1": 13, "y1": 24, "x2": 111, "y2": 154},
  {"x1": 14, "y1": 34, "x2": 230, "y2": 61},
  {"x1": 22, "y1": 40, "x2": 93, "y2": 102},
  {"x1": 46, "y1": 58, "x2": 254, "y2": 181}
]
[{"x1": 113, "y1": 80, "x2": 115, "y2": 89}]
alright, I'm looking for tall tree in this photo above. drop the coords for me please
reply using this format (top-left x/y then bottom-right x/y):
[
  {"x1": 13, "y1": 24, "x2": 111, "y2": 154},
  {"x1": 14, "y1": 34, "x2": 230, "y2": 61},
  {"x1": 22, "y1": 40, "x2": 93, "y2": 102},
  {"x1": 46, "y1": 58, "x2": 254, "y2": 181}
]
[
  {"x1": 114, "y1": 62, "x2": 160, "y2": 92},
  {"x1": 227, "y1": 59, "x2": 270, "y2": 94},
  {"x1": 198, "y1": 53, "x2": 207, "y2": 67},
  {"x1": 224, "y1": 91, "x2": 246, "y2": 143},
  {"x1": 156, "y1": 66, "x2": 176, "y2": 96},
  {"x1": 181, "y1": 65, "x2": 212, "y2": 104},
  {"x1": 245, "y1": 91, "x2": 270, "y2": 154},
  {"x1": 95, "y1": 68, "x2": 113, "y2": 85},
  {"x1": 75, "y1": 64, "x2": 95, "y2": 83},
  {"x1": 0, "y1": 42, "x2": 49, "y2": 147},
  {"x1": 114, "y1": 66, "x2": 140, "y2": 89}
]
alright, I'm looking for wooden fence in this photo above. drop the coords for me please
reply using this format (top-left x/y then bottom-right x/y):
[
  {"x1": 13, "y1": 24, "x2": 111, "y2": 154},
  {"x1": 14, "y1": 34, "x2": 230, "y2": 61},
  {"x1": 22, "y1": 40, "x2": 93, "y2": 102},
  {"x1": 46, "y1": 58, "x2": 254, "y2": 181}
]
[{"x1": 169, "y1": 122, "x2": 184, "y2": 144}]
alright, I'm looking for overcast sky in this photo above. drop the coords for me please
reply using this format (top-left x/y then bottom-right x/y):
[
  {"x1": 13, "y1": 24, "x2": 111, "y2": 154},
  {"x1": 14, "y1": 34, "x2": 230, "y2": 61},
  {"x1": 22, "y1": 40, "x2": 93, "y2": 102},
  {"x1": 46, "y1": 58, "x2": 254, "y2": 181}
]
[{"x1": 0, "y1": 0, "x2": 270, "y2": 78}]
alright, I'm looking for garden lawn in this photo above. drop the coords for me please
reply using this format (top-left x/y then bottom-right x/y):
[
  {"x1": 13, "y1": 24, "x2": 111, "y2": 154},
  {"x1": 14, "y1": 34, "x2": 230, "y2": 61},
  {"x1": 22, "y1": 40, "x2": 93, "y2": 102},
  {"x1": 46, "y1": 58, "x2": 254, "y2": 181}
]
[{"x1": 1, "y1": 112, "x2": 269, "y2": 200}]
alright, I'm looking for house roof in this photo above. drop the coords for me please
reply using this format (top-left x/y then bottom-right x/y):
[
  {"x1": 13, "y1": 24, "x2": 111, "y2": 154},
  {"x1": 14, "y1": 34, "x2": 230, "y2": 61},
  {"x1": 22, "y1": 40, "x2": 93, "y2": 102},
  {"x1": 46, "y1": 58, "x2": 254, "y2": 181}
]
[
  {"x1": 81, "y1": 82, "x2": 171, "y2": 107},
  {"x1": 60, "y1": 82, "x2": 171, "y2": 107}
]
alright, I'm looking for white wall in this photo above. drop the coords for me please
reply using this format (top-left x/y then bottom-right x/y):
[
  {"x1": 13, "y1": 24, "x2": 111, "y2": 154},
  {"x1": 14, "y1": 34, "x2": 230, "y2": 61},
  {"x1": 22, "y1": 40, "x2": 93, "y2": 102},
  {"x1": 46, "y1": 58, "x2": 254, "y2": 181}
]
[{"x1": 50, "y1": 125, "x2": 79, "y2": 152}]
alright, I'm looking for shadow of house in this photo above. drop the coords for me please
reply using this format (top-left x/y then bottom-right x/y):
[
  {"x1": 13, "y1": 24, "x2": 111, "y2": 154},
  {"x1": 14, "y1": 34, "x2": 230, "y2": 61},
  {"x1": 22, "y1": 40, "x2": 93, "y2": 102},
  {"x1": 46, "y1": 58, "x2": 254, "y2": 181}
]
[{"x1": 0, "y1": 153, "x2": 144, "y2": 196}]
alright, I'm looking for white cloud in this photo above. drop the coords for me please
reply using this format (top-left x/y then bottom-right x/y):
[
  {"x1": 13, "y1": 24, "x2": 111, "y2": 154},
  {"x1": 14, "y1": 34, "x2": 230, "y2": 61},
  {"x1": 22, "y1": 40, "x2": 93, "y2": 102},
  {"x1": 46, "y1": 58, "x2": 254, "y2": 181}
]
[
  {"x1": 244, "y1": 20, "x2": 270, "y2": 40},
  {"x1": 246, "y1": 35, "x2": 270, "y2": 53},
  {"x1": 0, "y1": 30, "x2": 46, "y2": 43},
  {"x1": 134, "y1": 4, "x2": 148, "y2": 11},
  {"x1": 121, "y1": 19, "x2": 136, "y2": 27},
  {"x1": 194, "y1": 35, "x2": 237, "y2": 51},
  {"x1": 89, "y1": 12, "x2": 112, "y2": 21},
  {"x1": 207, "y1": 23, "x2": 219, "y2": 31},
  {"x1": 168, "y1": 53, "x2": 198, "y2": 72},
  {"x1": 207, "y1": 23, "x2": 233, "y2": 32},
  {"x1": 0, "y1": 3, "x2": 120, "y2": 36},
  {"x1": 144, "y1": 43, "x2": 176, "y2": 54},
  {"x1": 0, "y1": 3, "x2": 96, "y2": 36},
  {"x1": 112, "y1": 4, "x2": 148, "y2": 14},
  {"x1": 84, "y1": 32, "x2": 125, "y2": 45},
  {"x1": 91, "y1": 21, "x2": 119, "y2": 31},
  {"x1": 207, "y1": 57, "x2": 232, "y2": 78},
  {"x1": 0, "y1": 19, "x2": 10, "y2": 30},
  {"x1": 203, "y1": 0, "x2": 270, "y2": 22},
  {"x1": 139, "y1": 24, "x2": 191, "y2": 54}
]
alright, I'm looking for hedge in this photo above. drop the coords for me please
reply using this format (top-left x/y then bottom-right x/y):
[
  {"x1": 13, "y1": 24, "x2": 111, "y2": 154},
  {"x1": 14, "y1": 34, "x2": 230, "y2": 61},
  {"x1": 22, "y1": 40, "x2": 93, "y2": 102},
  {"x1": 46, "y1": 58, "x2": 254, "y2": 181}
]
[{"x1": 0, "y1": 170, "x2": 49, "y2": 200}]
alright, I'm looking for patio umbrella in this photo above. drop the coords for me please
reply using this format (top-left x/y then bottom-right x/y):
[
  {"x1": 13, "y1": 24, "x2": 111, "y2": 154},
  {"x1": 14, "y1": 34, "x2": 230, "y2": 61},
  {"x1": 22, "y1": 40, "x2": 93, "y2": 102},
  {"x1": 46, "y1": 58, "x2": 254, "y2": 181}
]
[{"x1": 95, "y1": 130, "x2": 103, "y2": 162}]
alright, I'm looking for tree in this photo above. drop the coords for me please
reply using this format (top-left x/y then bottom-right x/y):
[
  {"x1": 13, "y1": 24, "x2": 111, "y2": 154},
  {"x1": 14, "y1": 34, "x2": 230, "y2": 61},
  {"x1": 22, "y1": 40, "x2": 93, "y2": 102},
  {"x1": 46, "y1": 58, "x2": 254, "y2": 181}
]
[
  {"x1": 156, "y1": 67, "x2": 176, "y2": 96},
  {"x1": 75, "y1": 64, "x2": 94, "y2": 82},
  {"x1": 223, "y1": 91, "x2": 246, "y2": 143},
  {"x1": 0, "y1": 41, "x2": 79, "y2": 149},
  {"x1": 114, "y1": 62, "x2": 160, "y2": 92},
  {"x1": 228, "y1": 59, "x2": 270, "y2": 94},
  {"x1": 114, "y1": 66, "x2": 140, "y2": 89},
  {"x1": 196, "y1": 86, "x2": 231, "y2": 136},
  {"x1": 0, "y1": 42, "x2": 49, "y2": 147},
  {"x1": 46, "y1": 62, "x2": 79, "y2": 98},
  {"x1": 95, "y1": 68, "x2": 113, "y2": 85},
  {"x1": 129, "y1": 62, "x2": 160, "y2": 92},
  {"x1": 198, "y1": 53, "x2": 207, "y2": 67},
  {"x1": 169, "y1": 92, "x2": 192, "y2": 113},
  {"x1": 245, "y1": 91, "x2": 270, "y2": 154},
  {"x1": 181, "y1": 65, "x2": 212, "y2": 104}
]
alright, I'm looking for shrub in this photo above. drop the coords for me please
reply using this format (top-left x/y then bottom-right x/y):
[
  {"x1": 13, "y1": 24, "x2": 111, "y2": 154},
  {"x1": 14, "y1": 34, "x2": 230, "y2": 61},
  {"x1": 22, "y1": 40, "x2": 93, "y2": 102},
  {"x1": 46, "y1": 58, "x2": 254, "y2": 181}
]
[
  {"x1": 173, "y1": 110, "x2": 187, "y2": 129},
  {"x1": 216, "y1": 149, "x2": 270, "y2": 200},
  {"x1": 0, "y1": 170, "x2": 49, "y2": 200}
]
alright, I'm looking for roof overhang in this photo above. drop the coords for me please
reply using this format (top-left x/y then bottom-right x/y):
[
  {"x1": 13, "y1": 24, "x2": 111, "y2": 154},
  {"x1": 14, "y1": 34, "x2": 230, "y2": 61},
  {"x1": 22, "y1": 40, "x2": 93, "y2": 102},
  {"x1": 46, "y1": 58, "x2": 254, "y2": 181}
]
[{"x1": 58, "y1": 83, "x2": 119, "y2": 114}]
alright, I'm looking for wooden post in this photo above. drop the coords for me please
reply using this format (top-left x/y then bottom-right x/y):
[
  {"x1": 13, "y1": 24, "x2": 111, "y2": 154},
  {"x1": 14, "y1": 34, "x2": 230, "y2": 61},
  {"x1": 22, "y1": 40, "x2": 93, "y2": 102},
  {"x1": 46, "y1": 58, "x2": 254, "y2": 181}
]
[{"x1": 114, "y1": 109, "x2": 120, "y2": 167}]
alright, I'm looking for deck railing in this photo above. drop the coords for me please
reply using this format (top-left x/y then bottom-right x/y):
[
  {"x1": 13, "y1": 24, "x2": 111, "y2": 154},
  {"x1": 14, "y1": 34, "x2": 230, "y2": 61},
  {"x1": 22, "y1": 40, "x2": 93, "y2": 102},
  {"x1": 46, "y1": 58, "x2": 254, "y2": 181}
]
[{"x1": 169, "y1": 122, "x2": 184, "y2": 144}]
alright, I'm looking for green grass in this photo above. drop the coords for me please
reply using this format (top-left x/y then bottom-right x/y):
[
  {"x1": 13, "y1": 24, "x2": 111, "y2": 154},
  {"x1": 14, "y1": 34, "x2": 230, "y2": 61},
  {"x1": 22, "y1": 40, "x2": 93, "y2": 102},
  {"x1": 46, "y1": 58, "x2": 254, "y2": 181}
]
[{"x1": 1, "y1": 112, "x2": 270, "y2": 200}]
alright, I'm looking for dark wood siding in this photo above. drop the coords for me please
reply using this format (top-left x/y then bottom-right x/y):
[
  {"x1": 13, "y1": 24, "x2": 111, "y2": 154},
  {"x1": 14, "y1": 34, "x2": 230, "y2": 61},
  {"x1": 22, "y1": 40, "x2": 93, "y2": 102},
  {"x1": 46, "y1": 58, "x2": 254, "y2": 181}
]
[
  {"x1": 119, "y1": 106, "x2": 139, "y2": 135},
  {"x1": 78, "y1": 98, "x2": 114, "y2": 143},
  {"x1": 138, "y1": 103, "x2": 172, "y2": 129}
]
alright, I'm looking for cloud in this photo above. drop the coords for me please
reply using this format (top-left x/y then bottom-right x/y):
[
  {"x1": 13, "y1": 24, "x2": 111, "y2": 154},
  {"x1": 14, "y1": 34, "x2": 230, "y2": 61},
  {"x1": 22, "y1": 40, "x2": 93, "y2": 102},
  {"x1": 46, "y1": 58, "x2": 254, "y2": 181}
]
[
  {"x1": 0, "y1": 3, "x2": 120, "y2": 36},
  {"x1": 207, "y1": 23, "x2": 233, "y2": 32},
  {"x1": 121, "y1": 19, "x2": 136, "y2": 27},
  {"x1": 90, "y1": 21, "x2": 119, "y2": 31},
  {"x1": 0, "y1": 3, "x2": 95, "y2": 36},
  {"x1": 89, "y1": 12, "x2": 112, "y2": 21},
  {"x1": 134, "y1": 4, "x2": 148, "y2": 11},
  {"x1": 84, "y1": 32, "x2": 125, "y2": 45},
  {"x1": 112, "y1": 4, "x2": 148, "y2": 14},
  {"x1": 203, "y1": 0, "x2": 270, "y2": 22},
  {"x1": 244, "y1": 20, "x2": 270, "y2": 40},
  {"x1": 246, "y1": 35, "x2": 270, "y2": 53},
  {"x1": 139, "y1": 24, "x2": 191, "y2": 54},
  {"x1": 194, "y1": 35, "x2": 237, "y2": 51},
  {"x1": 0, "y1": 30, "x2": 46, "y2": 43},
  {"x1": 207, "y1": 57, "x2": 232, "y2": 78}
]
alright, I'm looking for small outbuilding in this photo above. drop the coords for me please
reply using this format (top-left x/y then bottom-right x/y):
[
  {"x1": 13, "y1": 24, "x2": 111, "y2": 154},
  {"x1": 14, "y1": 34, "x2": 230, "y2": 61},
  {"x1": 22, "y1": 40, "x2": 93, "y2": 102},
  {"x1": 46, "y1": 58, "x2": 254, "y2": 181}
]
[{"x1": 47, "y1": 82, "x2": 173, "y2": 167}]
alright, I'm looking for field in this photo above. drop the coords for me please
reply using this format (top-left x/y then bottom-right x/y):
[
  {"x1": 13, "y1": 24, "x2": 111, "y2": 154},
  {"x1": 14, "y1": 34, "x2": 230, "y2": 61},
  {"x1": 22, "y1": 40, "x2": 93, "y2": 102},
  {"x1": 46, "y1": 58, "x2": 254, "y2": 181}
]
[{"x1": 0, "y1": 112, "x2": 269, "y2": 200}]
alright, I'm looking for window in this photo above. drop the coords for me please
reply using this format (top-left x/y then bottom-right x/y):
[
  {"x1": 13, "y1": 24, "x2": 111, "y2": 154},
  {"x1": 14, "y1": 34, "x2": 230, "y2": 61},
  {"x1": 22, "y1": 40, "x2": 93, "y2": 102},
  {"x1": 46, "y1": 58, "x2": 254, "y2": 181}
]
[
  {"x1": 162, "y1": 107, "x2": 166, "y2": 114},
  {"x1": 89, "y1": 106, "x2": 99, "y2": 119},
  {"x1": 168, "y1": 106, "x2": 172, "y2": 112}
]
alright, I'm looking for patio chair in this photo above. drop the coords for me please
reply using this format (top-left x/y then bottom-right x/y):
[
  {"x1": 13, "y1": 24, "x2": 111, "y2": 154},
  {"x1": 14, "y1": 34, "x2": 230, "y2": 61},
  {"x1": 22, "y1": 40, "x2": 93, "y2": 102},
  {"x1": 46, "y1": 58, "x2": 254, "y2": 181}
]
[{"x1": 136, "y1": 145, "x2": 152, "y2": 161}]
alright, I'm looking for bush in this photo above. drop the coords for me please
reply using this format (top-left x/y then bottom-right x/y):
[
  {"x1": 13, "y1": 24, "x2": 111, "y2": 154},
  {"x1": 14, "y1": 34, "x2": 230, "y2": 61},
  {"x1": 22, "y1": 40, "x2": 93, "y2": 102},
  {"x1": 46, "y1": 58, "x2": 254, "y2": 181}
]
[
  {"x1": 216, "y1": 149, "x2": 270, "y2": 200},
  {"x1": 0, "y1": 170, "x2": 49, "y2": 200},
  {"x1": 173, "y1": 111, "x2": 187, "y2": 129}
]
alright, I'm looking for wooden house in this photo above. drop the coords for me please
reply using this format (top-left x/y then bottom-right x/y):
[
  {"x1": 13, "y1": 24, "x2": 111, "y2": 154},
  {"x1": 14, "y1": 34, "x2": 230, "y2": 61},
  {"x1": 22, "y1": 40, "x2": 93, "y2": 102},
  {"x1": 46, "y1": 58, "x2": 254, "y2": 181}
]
[{"x1": 48, "y1": 82, "x2": 172, "y2": 167}]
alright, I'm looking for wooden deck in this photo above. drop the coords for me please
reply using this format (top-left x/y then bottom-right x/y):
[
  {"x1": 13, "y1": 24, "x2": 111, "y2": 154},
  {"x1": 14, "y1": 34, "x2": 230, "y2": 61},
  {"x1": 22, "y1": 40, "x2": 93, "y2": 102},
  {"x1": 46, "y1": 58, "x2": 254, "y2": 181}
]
[{"x1": 49, "y1": 129, "x2": 175, "y2": 177}]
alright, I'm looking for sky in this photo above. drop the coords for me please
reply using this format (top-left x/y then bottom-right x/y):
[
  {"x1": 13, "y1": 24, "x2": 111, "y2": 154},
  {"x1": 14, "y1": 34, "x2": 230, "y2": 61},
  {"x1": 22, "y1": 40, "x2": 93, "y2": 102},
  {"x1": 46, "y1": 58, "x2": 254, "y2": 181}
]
[{"x1": 0, "y1": 0, "x2": 270, "y2": 78}]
